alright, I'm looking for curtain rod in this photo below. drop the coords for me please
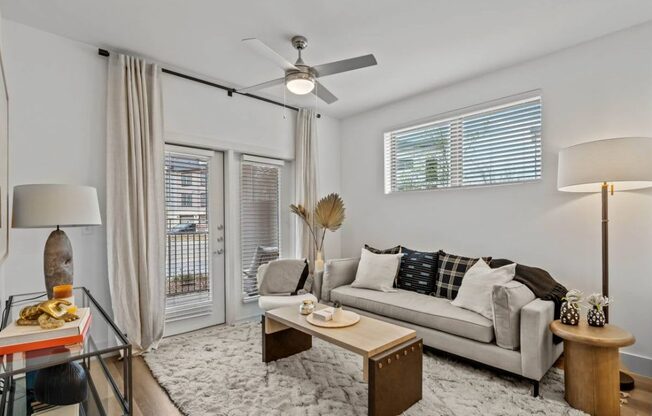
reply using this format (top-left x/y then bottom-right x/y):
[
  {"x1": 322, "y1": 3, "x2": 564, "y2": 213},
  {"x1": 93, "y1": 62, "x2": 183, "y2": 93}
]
[{"x1": 98, "y1": 48, "x2": 321, "y2": 118}]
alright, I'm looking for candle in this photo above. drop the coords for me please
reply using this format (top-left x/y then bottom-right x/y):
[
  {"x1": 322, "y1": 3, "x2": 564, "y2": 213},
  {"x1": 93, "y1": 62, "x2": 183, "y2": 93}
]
[{"x1": 52, "y1": 284, "x2": 74, "y2": 307}]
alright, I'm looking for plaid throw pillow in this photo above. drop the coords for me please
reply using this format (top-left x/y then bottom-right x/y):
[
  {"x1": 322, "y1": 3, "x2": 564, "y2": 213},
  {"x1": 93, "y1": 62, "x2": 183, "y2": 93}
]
[
  {"x1": 434, "y1": 251, "x2": 491, "y2": 300},
  {"x1": 364, "y1": 244, "x2": 401, "y2": 255},
  {"x1": 397, "y1": 247, "x2": 438, "y2": 294}
]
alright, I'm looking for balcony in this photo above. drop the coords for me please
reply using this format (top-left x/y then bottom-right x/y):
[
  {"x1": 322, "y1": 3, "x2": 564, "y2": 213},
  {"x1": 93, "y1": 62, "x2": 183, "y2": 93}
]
[{"x1": 165, "y1": 229, "x2": 209, "y2": 297}]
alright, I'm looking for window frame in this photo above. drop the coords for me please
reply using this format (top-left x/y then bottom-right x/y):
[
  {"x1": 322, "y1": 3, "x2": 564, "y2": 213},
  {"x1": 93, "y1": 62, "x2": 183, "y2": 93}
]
[{"x1": 384, "y1": 91, "x2": 542, "y2": 194}]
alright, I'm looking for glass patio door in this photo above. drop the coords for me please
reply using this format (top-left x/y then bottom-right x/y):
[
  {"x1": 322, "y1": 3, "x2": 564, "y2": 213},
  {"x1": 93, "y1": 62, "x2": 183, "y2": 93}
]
[{"x1": 163, "y1": 145, "x2": 225, "y2": 335}]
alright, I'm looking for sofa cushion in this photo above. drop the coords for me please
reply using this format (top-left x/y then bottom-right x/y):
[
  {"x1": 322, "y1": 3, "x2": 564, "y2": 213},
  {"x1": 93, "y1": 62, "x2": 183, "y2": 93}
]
[
  {"x1": 331, "y1": 285, "x2": 494, "y2": 343},
  {"x1": 364, "y1": 244, "x2": 401, "y2": 254},
  {"x1": 397, "y1": 247, "x2": 438, "y2": 294},
  {"x1": 351, "y1": 248, "x2": 401, "y2": 292},
  {"x1": 434, "y1": 251, "x2": 491, "y2": 300},
  {"x1": 492, "y1": 281, "x2": 535, "y2": 350}
]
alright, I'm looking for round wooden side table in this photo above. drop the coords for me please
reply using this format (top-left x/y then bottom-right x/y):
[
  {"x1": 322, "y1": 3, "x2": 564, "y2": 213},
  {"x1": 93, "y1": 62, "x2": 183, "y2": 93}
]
[{"x1": 550, "y1": 320, "x2": 635, "y2": 416}]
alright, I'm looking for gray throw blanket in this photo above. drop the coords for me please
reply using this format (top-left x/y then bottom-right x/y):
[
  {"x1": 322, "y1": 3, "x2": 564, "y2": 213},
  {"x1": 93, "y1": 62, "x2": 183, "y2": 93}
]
[
  {"x1": 257, "y1": 259, "x2": 309, "y2": 296},
  {"x1": 490, "y1": 259, "x2": 567, "y2": 344}
]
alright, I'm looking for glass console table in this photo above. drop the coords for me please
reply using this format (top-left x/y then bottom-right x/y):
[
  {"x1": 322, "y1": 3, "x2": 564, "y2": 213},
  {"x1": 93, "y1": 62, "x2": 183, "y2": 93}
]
[{"x1": 0, "y1": 287, "x2": 132, "y2": 415}]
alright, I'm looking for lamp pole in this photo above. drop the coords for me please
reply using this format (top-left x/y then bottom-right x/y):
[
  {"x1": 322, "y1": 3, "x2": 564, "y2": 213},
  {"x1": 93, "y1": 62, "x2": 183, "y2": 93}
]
[{"x1": 601, "y1": 182, "x2": 609, "y2": 322}]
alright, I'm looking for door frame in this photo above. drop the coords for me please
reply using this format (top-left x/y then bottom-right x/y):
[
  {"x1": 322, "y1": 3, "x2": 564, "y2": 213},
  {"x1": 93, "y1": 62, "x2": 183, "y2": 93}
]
[{"x1": 163, "y1": 144, "x2": 226, "y2": 336}]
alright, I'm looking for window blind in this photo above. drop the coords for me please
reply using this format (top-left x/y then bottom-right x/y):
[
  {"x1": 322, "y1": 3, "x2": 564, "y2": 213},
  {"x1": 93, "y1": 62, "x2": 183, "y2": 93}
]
[
  {"x1": 240, "y1": 157, "x2": 281, "y2": 300},
  {"x1": 385, "y1": 96, "x2": 541, "y2": 193}
]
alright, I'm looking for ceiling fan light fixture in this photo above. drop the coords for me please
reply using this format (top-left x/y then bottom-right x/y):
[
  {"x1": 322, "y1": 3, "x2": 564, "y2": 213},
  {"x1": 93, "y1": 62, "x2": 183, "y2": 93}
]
[{"x1": 286, "y1": 72, "x2": 314, "y2": 95}]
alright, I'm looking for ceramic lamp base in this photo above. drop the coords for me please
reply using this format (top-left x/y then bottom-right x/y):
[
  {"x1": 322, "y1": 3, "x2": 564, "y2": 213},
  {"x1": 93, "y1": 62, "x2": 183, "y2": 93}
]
[{"x1": 44, "y1": 228, "x2": 74, "y2": 299}]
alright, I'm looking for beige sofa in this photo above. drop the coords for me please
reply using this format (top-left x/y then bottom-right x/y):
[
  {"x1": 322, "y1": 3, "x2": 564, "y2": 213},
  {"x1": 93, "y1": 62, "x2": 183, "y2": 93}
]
[{"x1": 313, "y1": 257, "x2": 563, "y2": 397}]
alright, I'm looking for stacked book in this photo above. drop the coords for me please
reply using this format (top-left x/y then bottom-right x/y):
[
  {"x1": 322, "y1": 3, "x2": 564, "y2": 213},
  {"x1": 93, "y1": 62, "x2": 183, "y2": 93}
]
[{"x1": 0, "y1": 308, "x2": 92, "y2": 355}]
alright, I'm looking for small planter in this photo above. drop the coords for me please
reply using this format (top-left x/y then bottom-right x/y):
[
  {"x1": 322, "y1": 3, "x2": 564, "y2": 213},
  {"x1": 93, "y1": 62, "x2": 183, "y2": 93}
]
[
  {"x1": 587, "y1": 307, "x2": 606, "y2": 327},
  {"x1": 560, "y1": 302, "x2": 580, "y2": 326}
]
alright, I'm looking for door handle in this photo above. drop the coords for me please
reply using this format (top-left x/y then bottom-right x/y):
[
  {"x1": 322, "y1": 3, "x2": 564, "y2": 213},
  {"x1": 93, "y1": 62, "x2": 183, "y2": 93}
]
[
  {"x1": 215, "y1": 248, "x2": 224, "y2": 255},
  {"x1": 217, "y1": 224, "x2": 224, "y2": 230}
]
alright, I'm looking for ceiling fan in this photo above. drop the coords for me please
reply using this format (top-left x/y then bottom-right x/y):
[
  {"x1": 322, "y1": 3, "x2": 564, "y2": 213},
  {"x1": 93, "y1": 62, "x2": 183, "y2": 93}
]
[{"x1": 237, "y1": 35, "x2": 377, "y2": 104}]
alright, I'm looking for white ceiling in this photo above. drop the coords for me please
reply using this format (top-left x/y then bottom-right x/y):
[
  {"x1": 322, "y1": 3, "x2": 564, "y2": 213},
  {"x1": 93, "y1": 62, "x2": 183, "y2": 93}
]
[{"x1": 2, "y1": 0, "x2": 652, "y2": 118}]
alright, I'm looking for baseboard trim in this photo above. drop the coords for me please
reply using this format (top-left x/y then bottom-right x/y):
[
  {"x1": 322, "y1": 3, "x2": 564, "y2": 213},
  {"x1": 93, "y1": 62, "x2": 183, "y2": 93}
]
[{"x1": 621, "y1": 351, "x2": 652, "y2": 378}]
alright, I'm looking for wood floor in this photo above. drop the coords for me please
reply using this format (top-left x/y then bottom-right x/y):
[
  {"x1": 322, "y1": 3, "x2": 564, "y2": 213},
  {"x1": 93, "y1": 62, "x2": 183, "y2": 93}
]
[{"x1": 108, "y1": 355, "x2": 652, "y2": 416}]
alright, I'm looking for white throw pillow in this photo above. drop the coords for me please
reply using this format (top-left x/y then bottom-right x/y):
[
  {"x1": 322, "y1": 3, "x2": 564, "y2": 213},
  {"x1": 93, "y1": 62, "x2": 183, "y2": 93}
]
[
  {"x1": 351, "y1": 248, "x2": 401, "y2": 292},
  {"x1": 451, "y1": 259, "x2": 515, "y2": 320}
]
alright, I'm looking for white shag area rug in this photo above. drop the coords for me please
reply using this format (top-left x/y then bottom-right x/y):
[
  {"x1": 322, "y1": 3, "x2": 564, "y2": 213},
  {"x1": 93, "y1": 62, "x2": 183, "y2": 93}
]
[{"x1": 144, "y1": 321, "x2": 586, "y2": 416}]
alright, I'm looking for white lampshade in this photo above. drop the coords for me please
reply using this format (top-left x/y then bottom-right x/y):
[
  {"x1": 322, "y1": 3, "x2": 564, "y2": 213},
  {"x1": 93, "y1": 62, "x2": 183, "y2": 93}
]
[
  {"x1": 12, "y1": 184, "x2": 102, "y2": 228},
  {"x1": 558, "y1": 137, "x2": 652, "y2": 193}
]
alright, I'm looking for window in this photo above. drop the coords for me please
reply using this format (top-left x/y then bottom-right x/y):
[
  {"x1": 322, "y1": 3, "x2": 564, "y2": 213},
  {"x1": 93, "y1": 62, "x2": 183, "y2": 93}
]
[
  {"x1": 164, "y1": 151, "x2": 210, "y2": 300},
  {"x1": 384, "y1": 95, "x2": 541, "y2": 193},
  {"x1": 240, "y1": 156, "x2": 282, "y2": 300},
  {"x1": 180, "y1": 194, "x2": 193, "y2": 207}
]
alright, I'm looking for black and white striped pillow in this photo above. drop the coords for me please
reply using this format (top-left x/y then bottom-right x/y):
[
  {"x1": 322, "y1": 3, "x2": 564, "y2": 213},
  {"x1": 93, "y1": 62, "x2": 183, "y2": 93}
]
[
  {"x1": 434, "y1": 251, "x2": 491, "y2": 300},
  {"x1": 397, "y1": 247, "x2": 438, "y2": 294}
]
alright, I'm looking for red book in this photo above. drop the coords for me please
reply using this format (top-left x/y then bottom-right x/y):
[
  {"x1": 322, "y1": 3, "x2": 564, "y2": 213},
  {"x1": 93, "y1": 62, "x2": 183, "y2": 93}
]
[{"x1": 0, "y1": 308, "x2": 92, "y2": 355}]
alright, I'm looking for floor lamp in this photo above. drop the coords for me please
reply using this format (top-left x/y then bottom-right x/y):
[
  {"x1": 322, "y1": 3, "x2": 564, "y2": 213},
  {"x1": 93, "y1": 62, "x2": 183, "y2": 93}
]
[{"x1": 558, "y1": 136, "x2": 652, "y2": 391}]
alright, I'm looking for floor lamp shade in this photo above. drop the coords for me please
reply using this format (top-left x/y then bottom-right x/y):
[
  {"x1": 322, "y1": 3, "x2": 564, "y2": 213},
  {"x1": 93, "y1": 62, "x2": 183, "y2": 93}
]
[
  {"x1": 558, "y1": 137, "x2": 652, "y2": 192},
  {"x1": 11, "y1": 184, "x2": 102, "y2": 299},
  {"x1": 12, "y1": 184, "x2": 102, "y2": 228}
]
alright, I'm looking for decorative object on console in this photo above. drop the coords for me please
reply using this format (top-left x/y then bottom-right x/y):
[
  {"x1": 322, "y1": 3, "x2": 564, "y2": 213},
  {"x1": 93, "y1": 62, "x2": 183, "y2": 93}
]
[
  {"x1": 434, "y1": 251, "x2": 491, "y2": 300},
  {"x1": 397, "y1": 246, "x2": 437, "y2": 294},
  {"x1": 350, "y1": 248, "x2": 401, "y2": 292},
  {"x1": 16, "y1": 299, "x2": 78, "y2": 329},
  {"x1": 300, "y1": 299, "x2": 315, "y2": 316},
  {"x1": 451, "y1": 259, "x2": 515, "y2": 320},
  {"x1": 586, "y1": 293, "x2": 610, "y2": 327},
  {"x1": 11, "y1": 184, "x2": 102, "y2": 299},
  {"x1": 290, "y1": 193, "x2": 345, "y2": 272},
  {"x1": 34, "y1": 358, "x2": 88, "y2": 406},
  {"x1": 364, "y1": 244, "x2": 401, "y2": 255},
  {"x1": 558, "y1": 136, "x2": 652, "y2": 390},
  {"x1": 560, "y1": 289, "x2": 583, "y2": 326}
]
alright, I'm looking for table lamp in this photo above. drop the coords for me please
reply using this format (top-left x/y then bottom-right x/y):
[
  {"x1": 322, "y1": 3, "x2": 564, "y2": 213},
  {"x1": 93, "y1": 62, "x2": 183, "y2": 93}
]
[
  {"x1": 12, "y1": 184, "x2": 102, "y2": 298},
  {"x1": 558, "y1": 136, "x2": 652, "y2": 391}
]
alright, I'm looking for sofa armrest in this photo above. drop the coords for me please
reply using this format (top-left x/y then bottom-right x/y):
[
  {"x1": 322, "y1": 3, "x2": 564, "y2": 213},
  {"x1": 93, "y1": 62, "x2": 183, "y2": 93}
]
[
  {"x1": 321, "y1": 257, "x2": 360, "y2": 302},
  {"x1": 520, "y1": 298, "x2": 559, "y2": 381}
]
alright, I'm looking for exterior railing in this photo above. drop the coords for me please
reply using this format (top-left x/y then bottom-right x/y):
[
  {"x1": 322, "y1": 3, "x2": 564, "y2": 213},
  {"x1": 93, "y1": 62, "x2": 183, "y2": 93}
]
[{"x1": 165, "y1": 231, "x2": 209, "y2": 297}]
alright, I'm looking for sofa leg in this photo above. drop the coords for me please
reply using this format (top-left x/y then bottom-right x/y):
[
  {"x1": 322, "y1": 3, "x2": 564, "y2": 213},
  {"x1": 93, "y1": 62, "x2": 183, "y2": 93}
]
[{"x1": 532, "y1": 380, "x2": 540, "y2": 397}]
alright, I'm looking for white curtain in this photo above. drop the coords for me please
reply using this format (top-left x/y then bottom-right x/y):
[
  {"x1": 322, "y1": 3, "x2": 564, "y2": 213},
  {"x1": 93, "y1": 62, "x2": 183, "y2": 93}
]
[
  {"x1": 106, "y1": 54, "x2": 165, "y2": 354},
  {"x1": 295, "y1": 109, "x2": 319, "y2": 269}
]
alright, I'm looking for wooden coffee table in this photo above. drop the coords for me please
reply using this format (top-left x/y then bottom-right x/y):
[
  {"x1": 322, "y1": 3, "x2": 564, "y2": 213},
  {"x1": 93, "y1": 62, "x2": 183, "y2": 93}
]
[
  {"x1": 263, "y1": 304, "x2": 423, "y2": 416},
  {"x1": 550, "y1": 320, "x2": 635, "y2": 416}
]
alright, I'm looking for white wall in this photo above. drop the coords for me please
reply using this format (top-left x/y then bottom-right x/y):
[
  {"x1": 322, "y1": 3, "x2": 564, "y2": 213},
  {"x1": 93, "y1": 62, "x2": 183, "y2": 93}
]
[
  {"x1": 340, "y1": 22, "x2": 652, "y2": 373},
  {"x1": 2, "y1": 20, "x2": 110, "y2": 310},
  {"x1": 1, "y1": 19, "x2": 342, "y2": 327}
]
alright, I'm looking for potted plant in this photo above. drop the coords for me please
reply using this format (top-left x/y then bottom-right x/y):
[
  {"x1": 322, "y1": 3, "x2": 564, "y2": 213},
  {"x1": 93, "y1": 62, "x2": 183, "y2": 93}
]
[
  {"x1": 291, "y1": 193, "x2": 345, "y2": 271},
  {"x1": 332, "y1": 300, "x2": 343, "y2": 321},
  {"x1": 560, "y1": 289, "x2": 583, "y2": 326},
  {"x1": 586, "y1": 293, "x2": 610, "y2": 327}
]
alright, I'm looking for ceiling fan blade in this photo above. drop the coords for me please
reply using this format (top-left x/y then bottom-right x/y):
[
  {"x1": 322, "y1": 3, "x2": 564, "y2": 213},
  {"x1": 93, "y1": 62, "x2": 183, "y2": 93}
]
[
  {"x1": 313, "y1": 81, "x2": 338, "y2": 104},
  {"x1": 312, "y1": 54, "x2": 377, "y2": 78},
  {"x1": 236, "y1": 77, "x2": 285, "y2": 94},
  {"x1": 242, "y1": 38, "x2": 297, "y2": 71}
]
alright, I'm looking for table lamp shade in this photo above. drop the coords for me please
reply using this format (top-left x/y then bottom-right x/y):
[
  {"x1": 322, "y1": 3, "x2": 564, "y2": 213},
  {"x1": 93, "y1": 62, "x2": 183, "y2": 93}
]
[
  {"x1": 558, "y1": 137, "x2": 652, "y2": 192},
  {"x1": 12, "y1": 184, "x2": 102, "y2": 228}
]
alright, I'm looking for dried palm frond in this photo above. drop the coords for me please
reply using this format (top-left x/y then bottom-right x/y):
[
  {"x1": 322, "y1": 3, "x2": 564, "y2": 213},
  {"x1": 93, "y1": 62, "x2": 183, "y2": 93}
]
[
  {"x1": 315, "y1": 193, "x2": 345, "y2": 232},
  {"x1": 290, "y1": 204, "x2": 309, "y2": 222}
]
